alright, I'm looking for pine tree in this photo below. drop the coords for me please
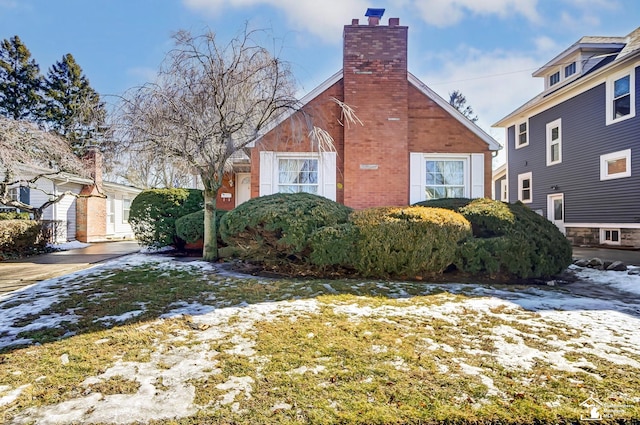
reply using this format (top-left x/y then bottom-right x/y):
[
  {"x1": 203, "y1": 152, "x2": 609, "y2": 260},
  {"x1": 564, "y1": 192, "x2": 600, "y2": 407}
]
[
  {"x1": 449, "y1": 90, "x2": 478, "y2": 123},
  {"x1": 43, "y1": 53, "x2": 106, "y2": 155},
  {"x1": 0, "y1": 35, "x2": 43, "y2": 120}
]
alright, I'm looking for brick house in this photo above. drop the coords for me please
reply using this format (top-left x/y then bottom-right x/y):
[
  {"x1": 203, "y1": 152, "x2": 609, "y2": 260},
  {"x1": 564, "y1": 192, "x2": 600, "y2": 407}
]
[{"x1": 239, "y1": 10, "x2": 500, "y2": 209}]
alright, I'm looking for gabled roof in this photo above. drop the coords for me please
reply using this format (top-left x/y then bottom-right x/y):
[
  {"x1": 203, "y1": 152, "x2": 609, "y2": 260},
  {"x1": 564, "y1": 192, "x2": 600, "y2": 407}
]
[
  {"x1": 495, "y1": 26, "x2": 640, "y2": 127},
  {"x1": 408, "y1": 73, "x2": 501, "y2": 151},
  {"x1": 252, "y1": 70, "x2": 501, "y2": 151}
]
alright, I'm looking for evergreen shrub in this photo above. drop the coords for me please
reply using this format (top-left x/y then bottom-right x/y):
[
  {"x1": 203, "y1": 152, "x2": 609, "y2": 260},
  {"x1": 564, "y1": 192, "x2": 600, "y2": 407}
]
[
  {"x1": 0, "y1": 220, "x2": 45, "y2": 258},
  {"x1": 0, "y1": 211, "x2": 30, "y2": 220},
  {"x1": 129, "y1": 188, "x2": 203, "y2": 248},
  {"x1": 415, "y1": 198, "x2": 572, "y2": 278},
  {"x1": 219, "y1": 192, "x2": 352, "y2": 263},
  {"x1": 175, "y1": 209, "x2": 227, "y2": 245},
  {"x1": 346, "y1": 206, "x2": 472, "y2": 277}
]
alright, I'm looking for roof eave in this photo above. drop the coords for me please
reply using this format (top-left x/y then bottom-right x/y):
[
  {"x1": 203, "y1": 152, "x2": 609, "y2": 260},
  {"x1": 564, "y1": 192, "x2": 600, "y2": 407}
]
[
  {"x1": 408, "y1": 73, "x2": 502, "y2": 151},
  {"x1": 493, "y1": 49, "x2": 640, "y2": 128}
]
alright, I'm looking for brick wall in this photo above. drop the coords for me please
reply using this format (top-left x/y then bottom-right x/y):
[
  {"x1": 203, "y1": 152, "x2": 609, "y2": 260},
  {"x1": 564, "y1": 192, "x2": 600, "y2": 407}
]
[
  {"x1": 250, "y1": 16, "x2": 495, "y2": 208},
  {"x1": 342, "y1": 20, "x2": 409, "y2": 209},
  {"x1": 76, "y1": 148, "x2": 106, "y2": 242},
  {"x1": 251, "y1": 80, "x2": 346, "y2": 203},
  {"x1": 407, "y1": 85, "x2": 493, "y2": 198}
]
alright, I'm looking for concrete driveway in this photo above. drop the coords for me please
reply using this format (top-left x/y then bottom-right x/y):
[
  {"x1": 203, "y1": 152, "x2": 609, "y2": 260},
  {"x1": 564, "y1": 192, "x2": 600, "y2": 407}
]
[{"x1": 0, "y1": 241, "x2": 140, "y2": 295}]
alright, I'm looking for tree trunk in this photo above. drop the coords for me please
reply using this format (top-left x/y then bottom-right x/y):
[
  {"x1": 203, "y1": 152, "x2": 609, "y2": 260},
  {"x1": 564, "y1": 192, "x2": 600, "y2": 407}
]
[{"x1": 202, "y1": 188, "x2": 218, "y2": 261}]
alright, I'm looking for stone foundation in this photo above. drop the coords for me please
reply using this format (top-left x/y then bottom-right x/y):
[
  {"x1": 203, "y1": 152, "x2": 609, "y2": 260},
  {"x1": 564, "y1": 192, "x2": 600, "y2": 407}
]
[{"x1": 566, "y1": 227, "x2": 640, "y2": 248}]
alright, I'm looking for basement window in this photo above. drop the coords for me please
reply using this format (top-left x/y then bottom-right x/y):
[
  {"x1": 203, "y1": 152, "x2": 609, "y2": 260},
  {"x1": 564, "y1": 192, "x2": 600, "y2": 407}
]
[{"x1": 600, "y1": 228, "x2": 620, "y2": 245}]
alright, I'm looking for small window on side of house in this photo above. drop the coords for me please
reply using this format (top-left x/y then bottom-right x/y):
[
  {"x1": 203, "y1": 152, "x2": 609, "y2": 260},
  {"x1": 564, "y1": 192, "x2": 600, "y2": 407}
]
[
  {"x1": 606, "y1": 70, "x2": 635, "y2": 125},
  {"x1": 122, "y1": 199, "x2": 131, "y2": 223},
  {"x1": 600, "y1": 149, "x2": 631, "y2": 180},
  {"x1": 516, "y1": 121, "x2": 528, "y2": 148},
  {"x1": 546, "y1": 119, "x2": 562, "y2": 166},
  {"x1": 601, "y1": 228, "x2": 620, "y2": 245},
  {"x1": 500, "y1": 179, "x2": 508, "y2": 202},
  {"x1": 564, "y1": 62, "x2": 576, "y2": 78},
  {"x1": 549, "y1": 71, "x2": 560, "y2": 86},
  {"x1": 517, "y1": 172, "x2": 532, "y2": 203}
]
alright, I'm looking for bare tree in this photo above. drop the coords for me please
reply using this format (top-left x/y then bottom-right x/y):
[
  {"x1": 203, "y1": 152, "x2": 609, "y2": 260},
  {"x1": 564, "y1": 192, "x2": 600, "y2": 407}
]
[
  {"x1": 0, "y1": 115, "x2": 91, "y2": 219},
  {"x1": 117, "y1": 28, "x2": 346, "y2": 260}
]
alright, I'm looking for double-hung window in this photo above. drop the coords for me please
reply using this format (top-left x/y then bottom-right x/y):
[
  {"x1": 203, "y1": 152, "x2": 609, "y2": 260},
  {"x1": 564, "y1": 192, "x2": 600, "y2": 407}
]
[
  {"x1": 259, "y1": 151, "x2": 337, "y2": 201},
  {"x1": 546, "y1": 119, "x2": 562, "y2": 166},
  {"x1": 122, "y1": 199, "x2": 131, "y2": 223},
  {"x1": 518, "y1": 172, "x2": 532, "y2": 203},
  {"x1": 607, "y1": 70, "x2": 635, "y2": 124},
  {"x1": 516, "y1": 121, "x2": 528, "y2": 148},
  {"x1": 278, "y1": 158, "x2": 319, "y2": 194},
  {"x1": 425, "y1": 159, "x2": 466, "y2": 199}
]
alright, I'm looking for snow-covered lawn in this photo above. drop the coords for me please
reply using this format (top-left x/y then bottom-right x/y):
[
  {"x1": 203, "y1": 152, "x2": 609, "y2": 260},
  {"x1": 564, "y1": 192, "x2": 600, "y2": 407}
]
[{"x1": 1, "y1": 254, "x2": 639, "y2": 424}]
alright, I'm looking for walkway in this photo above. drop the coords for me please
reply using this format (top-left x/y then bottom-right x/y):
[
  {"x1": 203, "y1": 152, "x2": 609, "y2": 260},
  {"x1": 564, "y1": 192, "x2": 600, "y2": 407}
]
[
  {"x1": 0, "y1": 241, "x2": 140, "y2": 295},
  {"x1": 572, "y1": 246, "x2": 640, "y2": 266}
]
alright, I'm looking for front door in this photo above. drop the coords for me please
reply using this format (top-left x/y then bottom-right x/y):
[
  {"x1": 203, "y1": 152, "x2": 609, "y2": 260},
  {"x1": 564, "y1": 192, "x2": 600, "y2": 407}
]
[
  {"x1": 547, "y1": 193, "x2": 565, "y2": 234},
  {"x1": 235, "y1": 173, "x2": 251, "y2": 206}
]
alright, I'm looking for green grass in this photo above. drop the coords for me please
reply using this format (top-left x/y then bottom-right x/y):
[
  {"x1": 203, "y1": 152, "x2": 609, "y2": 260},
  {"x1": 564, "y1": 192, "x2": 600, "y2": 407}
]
[{"x1": 0, "y1": 259, "x2": 639, "y2": 424}]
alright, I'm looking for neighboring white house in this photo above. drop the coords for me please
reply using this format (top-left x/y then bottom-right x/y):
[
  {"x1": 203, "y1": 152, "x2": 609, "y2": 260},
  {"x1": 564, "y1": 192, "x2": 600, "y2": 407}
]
[{"x1": 3, "y1": 159, "x2": 141, "y2": 243}]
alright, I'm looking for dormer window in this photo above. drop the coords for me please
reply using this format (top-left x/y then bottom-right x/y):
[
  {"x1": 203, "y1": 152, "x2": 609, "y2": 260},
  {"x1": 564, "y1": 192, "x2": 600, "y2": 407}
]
[
  {"x1": 564, "y1": 62, "x2": 576, "y2": 78},
  {"x1": 549, "y1": 71, "x2": 560, "y2": 86}
]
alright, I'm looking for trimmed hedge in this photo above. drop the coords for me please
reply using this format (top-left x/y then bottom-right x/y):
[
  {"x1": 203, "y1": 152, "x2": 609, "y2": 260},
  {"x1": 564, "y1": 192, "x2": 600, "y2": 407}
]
[
  {"x1": 175, "y1": 209, "x2": 227, "y2": 245},
  {"x1": 0, "y1": 220, "x2": 45, "y2": 258},
  {"x1": 347, "y1": 206, "x2": 471, "y2": 277},
  {"x1": 220, "y1": 192, "x2": 353, "y2": 262},
  {"x1": 129, "y1": 189, "x2": 203, "y2": 248},
  {"x1": 415, "y1": 198, "x2": 572, "y2": 279},
  {"x1": 0, "y1": 211, "x2": 30, "y2": 220}
]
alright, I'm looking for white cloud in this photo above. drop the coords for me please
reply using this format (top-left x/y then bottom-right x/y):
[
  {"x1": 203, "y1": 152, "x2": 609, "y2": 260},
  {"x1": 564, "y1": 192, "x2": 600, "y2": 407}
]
[
  {"x1": 410, "y1": 0, "x2": 540, "y2": 27},
  {"x1": 533, "y1": 36, "x2": 558, "y2": 54},
  {"x1": 183, "y1": 0, "x2": 369, "y2": 43}
]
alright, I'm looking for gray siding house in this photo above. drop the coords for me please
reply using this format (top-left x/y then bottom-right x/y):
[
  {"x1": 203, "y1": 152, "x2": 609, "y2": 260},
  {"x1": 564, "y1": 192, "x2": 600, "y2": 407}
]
[{"x1": 494, "y1": 27, "x2": 640, "y2": 248}]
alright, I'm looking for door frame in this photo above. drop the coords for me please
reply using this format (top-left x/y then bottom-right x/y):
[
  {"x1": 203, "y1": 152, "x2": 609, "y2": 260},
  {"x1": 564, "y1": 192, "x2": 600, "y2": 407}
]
[
  {"x1": 547, "y1": 193, "x2": 565, "y2": 234},
  {"x1": 235, "y1": 173, "x2": 251, "y2": 207}
]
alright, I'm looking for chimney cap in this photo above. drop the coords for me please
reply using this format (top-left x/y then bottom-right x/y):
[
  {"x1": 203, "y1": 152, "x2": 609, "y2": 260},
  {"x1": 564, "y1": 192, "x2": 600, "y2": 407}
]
[{"x1": 365, "y1": 8, "x2": 385, "y2": 19}]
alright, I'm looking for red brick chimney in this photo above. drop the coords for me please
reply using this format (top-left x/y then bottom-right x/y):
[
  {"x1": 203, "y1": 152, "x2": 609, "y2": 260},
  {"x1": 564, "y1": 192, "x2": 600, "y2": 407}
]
[
  {"x1": 76, "y1": 146, "x2": 106, "y2": 242},
  {"x1": 342, "y1": 9, "x2": 409, "y2": 209}
]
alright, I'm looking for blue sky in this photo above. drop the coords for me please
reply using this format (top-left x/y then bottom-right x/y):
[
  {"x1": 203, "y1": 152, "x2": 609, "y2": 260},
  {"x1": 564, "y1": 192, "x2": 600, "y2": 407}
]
[{"x1": 1, "y1": 0, "x2": 639, "y2": 164}]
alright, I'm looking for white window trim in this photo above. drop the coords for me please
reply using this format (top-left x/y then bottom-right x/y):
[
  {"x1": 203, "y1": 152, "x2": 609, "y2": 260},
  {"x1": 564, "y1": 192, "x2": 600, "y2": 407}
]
[
  {"x1": 546, "y1": 118, "x2": 562, "y2": 166},
  {"x1": 517, "y1": 172, "x2": 533, "y2": 203},
  {"x1": 500, "y1": 179, "x2": 508, "y2": 202},
  {"x1": 275, "y1": 154, "x2": 320, "y2": 194},
  {"x1": 600, "y1": 228, "x2": 621, "y2": 245},
  {"x1": 122, "y1": 198, "x2": 131, "y2": 224},
  {"x1": 410, "y1": 153, "x2": 485, "y2": 204},
  {"x1": 515, "y1": 120, "x2": 529, "y2": 149},
  {"x1": 600, "y1": 149, "x2": 632, "y2": 180},
  {"x1": 259, "y1": 151, "x2": 337, "y2": 201},
  {"x1": 549, "y1": 71, "x2": 560, "y2": 87},
  {"x1": 606, "y1": 68, "x2": 636, "y2": 125}
]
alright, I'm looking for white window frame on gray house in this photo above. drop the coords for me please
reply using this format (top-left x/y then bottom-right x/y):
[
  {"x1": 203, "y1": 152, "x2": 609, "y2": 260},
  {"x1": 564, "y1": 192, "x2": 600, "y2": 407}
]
[
  {"x1": 546, "y1": 118, "x2": 562, "y2": 166},
  {"x1": 409, "y1": 153, "x2": 484, "y2": 204},
  {"x1": 517, "y1": 172, "x2": 532, "y2": 203},
  {"x1": 606, "y1": 68, "x2": 636, "y2": 125},
  {"x1": 600, "y1": 149, "x2": 631, "y2": 180},
  {"x1": 600, "y1": 228, "x2": 621, "y2": 245},
  {"x1": 500, "y1": 179, "x2": 508, "y2": 202},
  {"x1": 259, "y1": 151, "x2": 337, "y2": 201},
  {"x1": 516, "y1": 120, "x2": 528, "y2": 149}
]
